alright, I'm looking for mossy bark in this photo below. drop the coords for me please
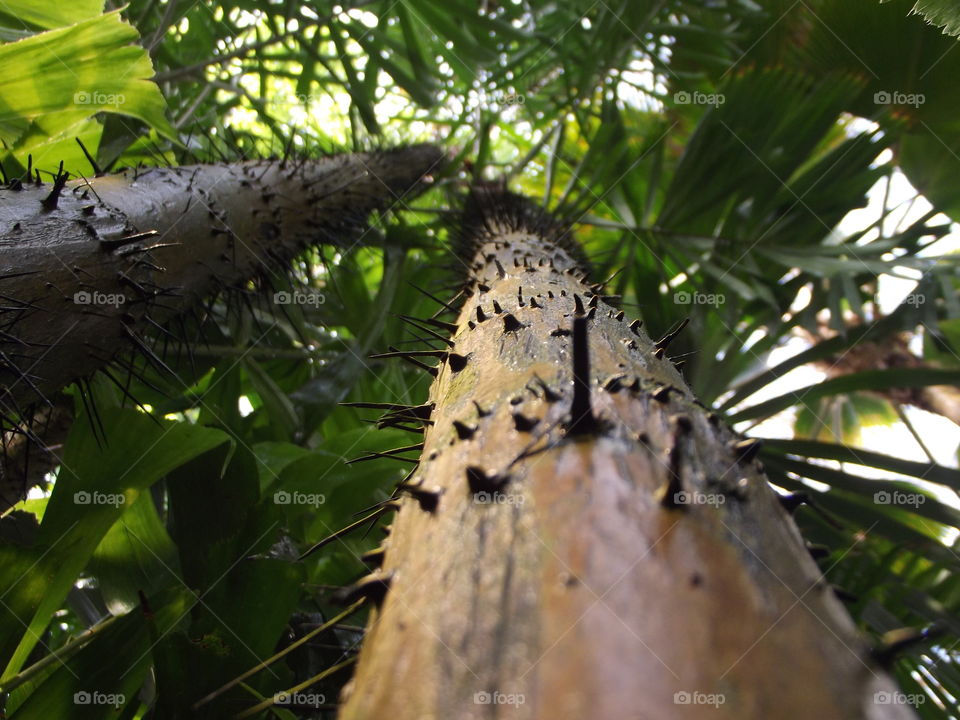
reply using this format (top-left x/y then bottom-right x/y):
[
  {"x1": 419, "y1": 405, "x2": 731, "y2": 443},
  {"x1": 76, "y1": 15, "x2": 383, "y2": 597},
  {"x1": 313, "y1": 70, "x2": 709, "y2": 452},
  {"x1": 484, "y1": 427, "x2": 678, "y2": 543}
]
[{"x1": 340, "y1": 192, "x2": 911, "y2": 720}]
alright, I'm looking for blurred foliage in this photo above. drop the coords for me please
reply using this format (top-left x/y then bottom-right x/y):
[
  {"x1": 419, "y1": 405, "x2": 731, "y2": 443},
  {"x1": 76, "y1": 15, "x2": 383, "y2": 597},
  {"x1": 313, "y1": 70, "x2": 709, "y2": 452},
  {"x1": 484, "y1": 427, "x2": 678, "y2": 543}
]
[{"x1": 1, "y1": 0, "x2": 960, "y2": 717}]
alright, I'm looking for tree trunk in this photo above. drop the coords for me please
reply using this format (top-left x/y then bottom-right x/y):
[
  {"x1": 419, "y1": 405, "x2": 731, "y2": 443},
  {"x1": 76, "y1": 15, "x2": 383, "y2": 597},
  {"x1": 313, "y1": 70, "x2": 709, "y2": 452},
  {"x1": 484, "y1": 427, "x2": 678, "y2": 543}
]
[
  {"x1": 0, "y1": 145, "x2": 442, "y2": 414},
  {"x1": 0, "y1": 145, "x2": 441, "y2": 509},
  {"x1": 339, "y1": 190, "x2": 911, "y2": 719}
]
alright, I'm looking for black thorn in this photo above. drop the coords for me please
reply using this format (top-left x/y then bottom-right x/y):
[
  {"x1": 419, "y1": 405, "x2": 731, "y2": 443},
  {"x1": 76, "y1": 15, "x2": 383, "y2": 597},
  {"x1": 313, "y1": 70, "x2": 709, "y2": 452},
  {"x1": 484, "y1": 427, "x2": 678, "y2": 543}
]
[
  {"x1": 492, "y1": 299, "x2": 503, "y2": 314},
  {"x1": 40, "y1": 161, "x2": 68, "y2": 211},
  {"x1": 512, "y1": 412, "x2": 539, "y2": 432},
  {"x1": 494, "y1": 259, "x2": 506, "y2": 278},
  {"x1": 447, "y1": 353, "x2": 469, "y2": 372},
  {"x1": 732, "y1": 438, "x2": 762, "y2": 463},
  {"x1": 550, "y1": 327, "x2": 571, "y2": 337},
  {"x1": 656, "y1": 318, "x2": 690, "y2": 350},
  {"x1": 566, "y1": 317, "x2": 597, "y2": 435},
  {"x1": 466, "y1": 466, "x2": 509, "y2": 494},
  {"x1": 615, "y1": 311, "x2": 625, "y2": 321},
  {"x1": 453, "y1": 420, "x2": 478, "y2": 440},
  {"x1": 573, "y1": 294, "x2": 585, "y2": 315},
  {"x1": 871, "y1": 626, "x2": 944, "y2": 667},
  {"x1": 588, "y1": 295, "x2": 598, "y2": 308},
  {"x1": 652, "y1": 385, "x2": 672, "y2": 403},
  {"x1": 476, "y1": 306, "x2": 487, "y2": 323},
  {"x1": 629, "y1": 319, "x2": 642, "y2": 335},
  {"x1": 361, "y1": 547, "x2": 386, "y2": 567},
  {"x1": 335, "y1": 572, "x2": 393, "y2": 606},
  {"x1": 502, "y1": 313, "x2": 523, "y2": 333},
  {"x1": 604, "y1": 375, "x2": 626, "y2": 392},
  {"x1": 75, "y1": 138, "x2": 102, "y2": 175},
  {"x1": 529, "y1": 297, "x2": 540, "y2": 308},
  {"x1": 777, "y1": 492, "x2": 809, "y2": 514},
  {"x1": 398, "y1": 481, "x2": 442, "y2": 512},
  {"x1": 473, "y1": 400, "x2": 492, "y2": 417}
]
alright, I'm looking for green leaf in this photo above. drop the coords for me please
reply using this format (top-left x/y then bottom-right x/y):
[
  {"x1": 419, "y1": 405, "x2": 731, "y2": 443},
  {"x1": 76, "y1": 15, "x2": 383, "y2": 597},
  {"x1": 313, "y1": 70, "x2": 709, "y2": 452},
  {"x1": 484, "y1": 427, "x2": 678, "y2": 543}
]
[
  {"x1": 0, "y1": 10, "x2": 175, "y2": 154},
  {"x1": 0, "y1": 409, "x2": 229, "y2": 678},
  {"x1": 910, "y1": 0, "x2": 960, "y2": 37},
  {"x1": 728, "y1": 368, "x2": 960, "y2": 423}
]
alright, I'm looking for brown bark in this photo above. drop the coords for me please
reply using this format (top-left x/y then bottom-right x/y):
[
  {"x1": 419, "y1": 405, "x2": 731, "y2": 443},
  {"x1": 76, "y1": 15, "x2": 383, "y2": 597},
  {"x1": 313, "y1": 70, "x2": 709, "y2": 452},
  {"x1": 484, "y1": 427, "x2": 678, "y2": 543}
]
[
  {"x1": 339, "y1": 191, "x2": 910, "y2": 719},
  {"x1": 0, "y1": 145, "x2": 442, "y2": 416}
]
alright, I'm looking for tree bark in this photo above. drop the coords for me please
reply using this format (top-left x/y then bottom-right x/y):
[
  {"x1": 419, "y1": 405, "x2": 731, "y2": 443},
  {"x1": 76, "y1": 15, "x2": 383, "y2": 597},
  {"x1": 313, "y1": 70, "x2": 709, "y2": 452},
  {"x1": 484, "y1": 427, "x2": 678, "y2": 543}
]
[
  {"x1": 339, "y1": 190, "x2": 911, "y2": 719},
  {"x1": 0, "y1": 145, "x2": 442, "y2": 416}
]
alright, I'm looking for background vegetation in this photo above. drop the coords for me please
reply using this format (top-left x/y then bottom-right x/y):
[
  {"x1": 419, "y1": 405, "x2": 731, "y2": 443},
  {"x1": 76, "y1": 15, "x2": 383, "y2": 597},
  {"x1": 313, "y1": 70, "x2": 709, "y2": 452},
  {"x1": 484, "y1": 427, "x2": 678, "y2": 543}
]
[{"x1": 1, "y1": 0, "x2": 960, "y2": 717}]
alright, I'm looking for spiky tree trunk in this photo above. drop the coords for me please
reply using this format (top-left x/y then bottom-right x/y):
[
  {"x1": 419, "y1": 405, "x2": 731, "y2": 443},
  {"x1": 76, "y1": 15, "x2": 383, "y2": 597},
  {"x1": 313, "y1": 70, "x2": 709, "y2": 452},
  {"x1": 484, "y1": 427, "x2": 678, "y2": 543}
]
[
  {"x1": 340, "y1": 190, "x2": 912, "y2": 719},
  {"x1": 0, "y1": 145, "x2": 441, "y2": 508}
]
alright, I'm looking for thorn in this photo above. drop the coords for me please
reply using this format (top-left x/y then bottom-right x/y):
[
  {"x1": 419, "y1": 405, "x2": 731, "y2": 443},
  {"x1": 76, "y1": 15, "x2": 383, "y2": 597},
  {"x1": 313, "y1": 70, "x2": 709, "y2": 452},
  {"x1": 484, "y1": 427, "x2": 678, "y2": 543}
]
[
  {"x1": 672, "y1": 414, "x2": 693, "y2": 433},
  {"x1": 566, "y1": 317, "x2": 597, "y2": 436},
  {"x1": 40, "y1": 161, "x2": 67, "y2": 211},
  {"x1": 476, "y1": 306, "x2": 487, "y2": 323},
  {"x1": 335, "y1": 572, "x2": 394, "y2": 607},
  {"x1": 652, "y1": 385, "x2": 672, "y2": 403},
  {"x1": 75, "y1": 138, "x2": 102, "y2": 175},
  {"x1": 550, "y1": 327, "x2": 571, "y2": 337},
  {"x1": 466, "y1": 466, "x2": 509, "y2": 495},
  {"x1": 655, "y1": 318, "x2": 690, "y2": 350},
  {"x1": 732, "y1": 438, "x2": 762, "y2": 463},
  {"x1": 588, "y1": 295, "x2": 598, "y2": 309},
  {"x1": 494, "y1": 259, "x2": 506, "y2": 278},
  {"x1": 533, "y1": 376, "x2": 562, "y2": 402},
  {"x1": 777, "y1": 492, "x2": 809, "y2": 514},
  {"x1": 871, "y1": 626, "x2": 943, "y2": 667},
  {"x1": 453, "y1": 420, "x2": 478, "y2": 440},
  {"x1": 586, "y1": 306, "x2": 596, "y2": 320},
  {"x1": 512, "y1": 412, "x2": 539, "y2": 432},
  {"x1": 473, "y1": 400, "x2": 491, "y2": 417},
  {"x1": 361, "y1": 547, "x2": 386, "y2": 567},
  {"x1": 654, "y1": 347, "x2": 666, "y2": 360},
  {"x1": 399, "y1": 314, "x2": 458, "y2": 334},
  {"x1": 517, "y1": 286, "x2": 524, "y2": 306},
  {"x1": 806, "y1": 544, "x2": 830, "y2": 560},
  {"x1": 629, "y1": 319, "x2": 642, "y2": 336},
  {"x1": 398, "y1": 481, "x2": 442, "y2": 512},
  {"x1": 604, "y1": 375, "x2": 626, "y2": 392},
  {"x1": 573, "y1": 294, "x2": 585, "y2": 315},
  {"x1": 502, "y1": 313, "x2": 523, "y2": 332},
  {"x1": 492, "y1": 299, "x2": 503, "y2": 314},
  {"x1": 447, "y1": 353, "x2": 468, "y2": 372},
  {"x1": 529, "y1": 297, "x2": 541, "y2": 308},
  {"x1": 615, "y1": 311, "x2": 625, "y2": 321}
]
